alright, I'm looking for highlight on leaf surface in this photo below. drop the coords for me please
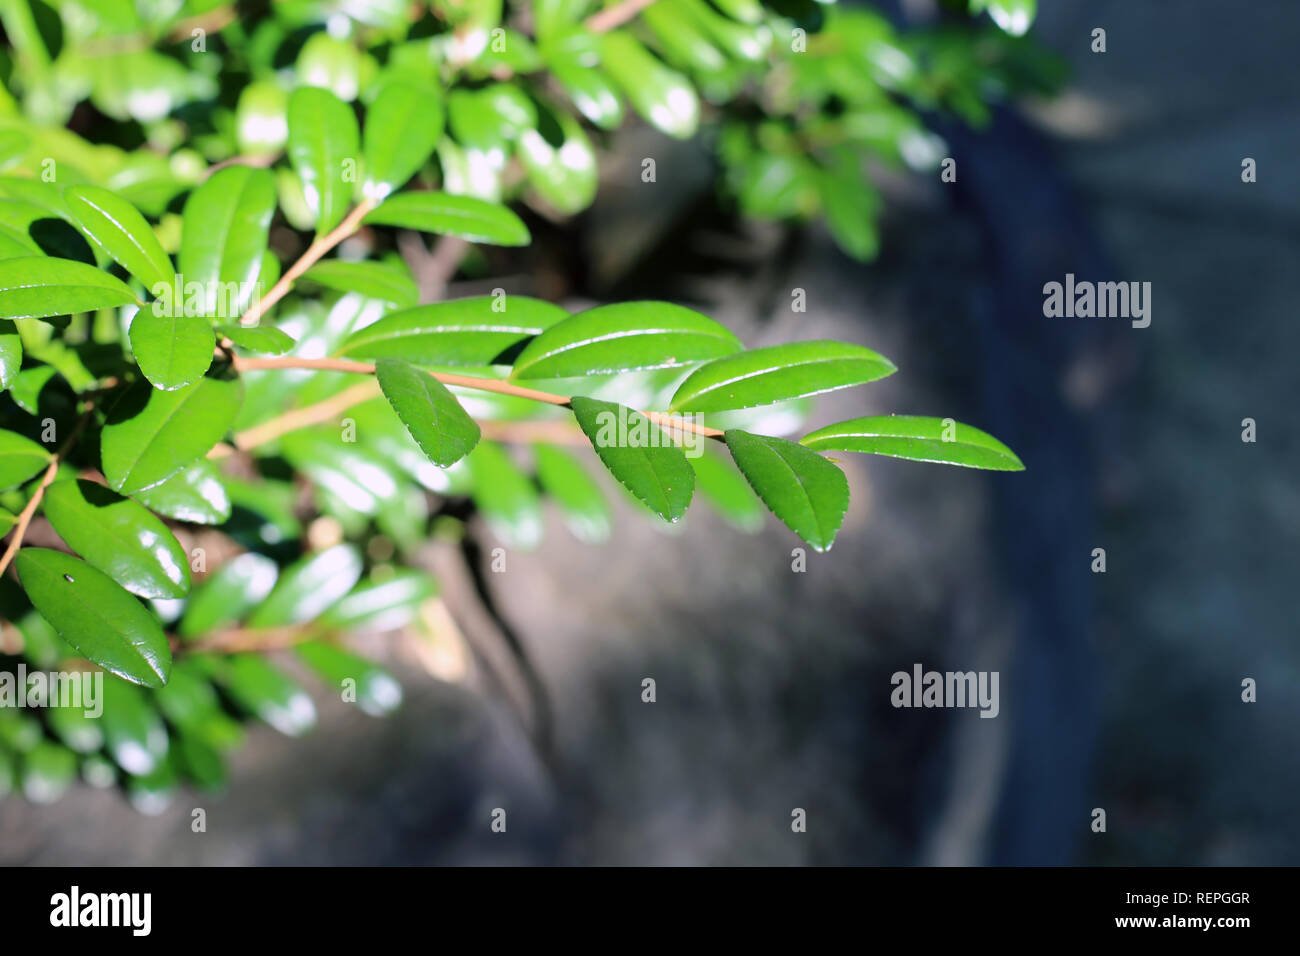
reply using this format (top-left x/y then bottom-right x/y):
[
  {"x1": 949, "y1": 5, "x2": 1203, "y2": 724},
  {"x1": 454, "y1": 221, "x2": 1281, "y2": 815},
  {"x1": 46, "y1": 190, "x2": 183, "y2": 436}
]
[{"x1": 799, "y1": 415, "x2": 1026, "y2": 471}]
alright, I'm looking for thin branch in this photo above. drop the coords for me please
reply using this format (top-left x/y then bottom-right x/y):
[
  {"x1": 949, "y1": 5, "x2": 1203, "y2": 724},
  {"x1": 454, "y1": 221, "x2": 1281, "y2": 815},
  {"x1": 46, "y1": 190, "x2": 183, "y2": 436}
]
[
  {"x1": 227, "y1": 354, "x2": 727, "y2": 439},
  {"x1": 0, "y1": 409, "x2": 92, "y2": 578},
  {"x1": 238, "y1": 199, "x2": 378, "y2": 328},
  {"x1": 585, "y1": 0, "x2": 660, "y2": 33},
  {"x1": 211, "y1": 380, "x2": 383, "y2": 458}
]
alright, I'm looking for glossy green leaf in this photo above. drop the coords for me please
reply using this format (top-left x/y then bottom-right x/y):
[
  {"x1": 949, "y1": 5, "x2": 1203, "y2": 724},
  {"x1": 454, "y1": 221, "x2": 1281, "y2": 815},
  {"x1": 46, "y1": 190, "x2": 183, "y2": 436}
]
[
  {"x1": 375, "y1": 358, "x2": 481, "y2": 467},
  {"x1": 217, "y1": 323, "x2": 296, "y2": 355},
  {"x1": 361, "y1": 191, "x2": 530, "y2": 246},
  {"x1": 466, "y1": 441, "x2": 544, "y2": 550},
  {"x1": 1, "y1": 319, "x2": 24, "y2": 392},
  {"x1": 519, "y1": 108, "x2": 597, "y2": 215},
  {"x1": 799, "y1": 415, "x2": 1026, "y2": 470},
  {"x1": 235, "y1": 80, "x2": 289, "y2": 157},
  {"x1": 101, "y1": 370, "x2": 243, "y2": 495},
  {"x1": 246, "y1": 544, "x2": 363, "y2": 628},
  {"x1": 570, "y1": 396, "x2": 694, "y2": 522},
  {"x1": 336, "y1": 295, "x2": 568, "y2": 366},
  {"x1": 177, "y1": 166, "x2": 276, "y2": 319},
  {"x1": 219, "y1": 654, "x2": 316, "y2": 736},
  {"x1": 99, "y1": 677, "x2": 170, "y2": 775},
  {"x1": 970, "y1": 0, "x2": 1037, "y2": 36},
  {"x1": 0, "y1": 256, "x2": 138, "y2": 320},
  {"x1": 549, "y1": 59, "x2": 624, "y2": 130},
  {"x1": 135, "y1": 458, "x2": 231, "y2": 525},
  {"x1": 297, "y1": 641, "x2": 403, "y2": 716},
  {"x1": 669, "y1": 340, "x2": 896, "y2": 413},
  {"x1": 65, "y1": 185, "x2": 175, "y2": 291},
  {"x1": 19, "y1": 741, "x2": 77, "y2": 804},
  {"x1": 0, "y1": 429, "x2": 50, "y2": 489},
  {"x1": 128, "y1": 308, "x2": 216, "y2": 390},
  {"x1": 287, "y1": 86, "x2": 361, "y2": 236},
  {"x1": 178, "y1": 551, "x2": 279, "y2": 639},
  {"x1": 281, "y1": 429, "x2": 404, "y2": 517},
  {"x1": 691, "y1": 446, "x2": 764, "y2": 531},
  {"x1": 363, "y1": 79, "x2": 443, "y2": 200},
  {"x1": 512, "y1": 301, "x2": 741, "y2": 380},
  {"x1": 600, "y1": 31, "x2": 699, "y2": 139},
  {"x1": 14, "y1": 549, "x2": 172, "y2": 687},
  {"x1": 533, "y1": 444, "x2": 612, "y2": 544},
  {"x1": 43, "y1": 479, "x2": 190, "y2": 599},
  {"x1": 321, "y1": 569, "x2": 437, "y2": 631},
  {"x1": 176, "y1": 733, "x2": 227, "y2": 791},
  {"x1": 724, "y1": 429, "x2": 848, "y2": 551},
  {"x1": 302, "y1": 258, "x2": 418, "y2": 308}
]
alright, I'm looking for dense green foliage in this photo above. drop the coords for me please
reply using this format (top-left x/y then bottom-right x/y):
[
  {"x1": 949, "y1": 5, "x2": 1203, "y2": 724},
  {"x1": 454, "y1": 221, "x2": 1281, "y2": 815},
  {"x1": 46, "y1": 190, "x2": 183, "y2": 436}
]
[{"x1": 0, "y1": 0, "x2": 1044, "y2": 810}]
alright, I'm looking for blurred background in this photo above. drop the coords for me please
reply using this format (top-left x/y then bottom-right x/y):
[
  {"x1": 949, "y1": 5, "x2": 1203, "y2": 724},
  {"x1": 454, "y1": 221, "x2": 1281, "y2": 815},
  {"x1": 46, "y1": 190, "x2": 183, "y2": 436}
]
[{"x1": 3, "y1": 0, "x2": 1298, "y2": 865}]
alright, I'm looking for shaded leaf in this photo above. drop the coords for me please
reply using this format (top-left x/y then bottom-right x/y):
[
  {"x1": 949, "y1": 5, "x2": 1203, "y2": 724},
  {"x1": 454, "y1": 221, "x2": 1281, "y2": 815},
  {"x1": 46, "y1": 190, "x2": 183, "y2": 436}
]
[
  {"x1": 533, "y1": 443, "x2": 612, "y2": 543},
  {"x1": 0, "y1": 429, "x2": 50, "y2": 489}
]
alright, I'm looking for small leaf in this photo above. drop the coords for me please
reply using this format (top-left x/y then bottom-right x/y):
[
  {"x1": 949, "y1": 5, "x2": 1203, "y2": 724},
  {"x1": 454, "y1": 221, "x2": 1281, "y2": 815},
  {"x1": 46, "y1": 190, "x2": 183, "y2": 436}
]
[
  {"x1": 533, "y1": 444, "x2": 612, "y2": 544},
  {"x1": 128, "y1": 308, "x2": 216, "y2": 390},
  {"x1": 0, "y1": 429, "x2": 51, "y2": 489},
  {"x1": 19, "y1": 742, "x2": 77, "y2": 804},
  {"x1": 321, "y1": 569, "x2": 437, "y2": 631},
  {"x1": 101, "y1": 370, "x2": 244, "y2": 495},
  {"x1": 519, "y1": 107, "x2": 597, "y2": 215},
  {"x1": 15, "y1": 549, "x2": 172, "y2": 687},
  {"x1": 970, "y1": 0, "x2": 1036, "y2": 36},
  {"x1": 724, "y1": 429, "x2": 848, "y2": 551},
  {"x1": 691, "y1": 446, "x2": 764, "y2": 531},
  {"x1": 287, "y1": 86, "x2": 361, "y2": 236},
  {"x1": 134, "y1": 458, "x2": 231, "y2": 525},
  {"x1": 246, "y1": 544, "x2": 363, "y2": 628},
  {"x1": 301, "y1": 258, "x2": 418, "y2": 308},
  {"x1": 178, "y1": 551, "x2": 279, "y2": 639},
  {"x1": 0, "y1": 319, "x2": 21, "y2": 391},
  {"x1": 600, "y1": 31, "x2": 699, "y2": 139},
  {"x1": 64, "y1": 185, "x2": 175, "y2": 291},
  {"x1": 281, "y1": 429, "x2": 404, "y2": 516},
  {"x1": 799, "y1": 415, "x2": 1026, "y2": 470},
  {"x1": 363, "y1": 78, "x2": 443, "y2": 200},
  {"x1": 570, "y1": 396, "x2": 694, "y2": 522},
  {"x1": 43, "y1": 479, "x2": 191, "y2": 599},
  {"x1": 0, "y1": 256, "x2": 138, "y2": 320},
  {"x1": 511, "y1": 301, "x2": 741, "y2": 379},
  {"x1": 466, "y1": 441, "x2": 544, "y2": 550},
  {"x1": 362, "y1": 190, "x2": 530, "y2": 246},
  {"x1": 375, "y1": 358, "x2": 481, "y2": 467},
  {"x1": 297, "y1": 641, "x2": 403, "y2": 716},
  {"x1": 336, "y1": 295, "x2": 568, "y2": 366},
  {"x1": 98, "y1": 678, "x2": 170, "y2": 774},
  {"x1": 177, "y1": 166, "x2": 276, "y2": 319},
  {"x1": 669, "y1": 340, "x2": 896, "y2": 413},
  {"x1": 217, "y1": 323, "x2": 296, "y2": 355},
  {"x1": 549, "y1": 59, "x2": 624, "y2": 129},
  {"x1": 219, "y1": 654, "x2": 316, "y2": 736}
]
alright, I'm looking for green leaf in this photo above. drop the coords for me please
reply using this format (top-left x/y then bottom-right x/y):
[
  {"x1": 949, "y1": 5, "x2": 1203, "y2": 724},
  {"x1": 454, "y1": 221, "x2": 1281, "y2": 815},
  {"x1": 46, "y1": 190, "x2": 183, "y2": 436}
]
[
  {"x1": 64, "y1": 185, "x2": 175, "y2": 292},
  {"x1": 970, "y1": 0, "x2": 1036, "y2": 36},
  {"x1": 466, "y1": 441, "x2": 544, "y2": 550},
  {"x1": 533, "y1": 444, "x2": 612, "y2": 544},
  {"x1": 219, "y1": 654, "x2": 317, "y2": 736},
  {"x1": 1, "y1": 319, "x2": 22, "y2": 391},
  {"x1": 599, "y1": 31, "x2": 699, "y2": 139},
  {"x1": 217, "y1": 323, "x2": 296, "y2": 355},
  {"x1": 570, "y1": 396, "x2": 694, "y2": 522},
  {"x1": 336, "y1": 295, "x2": 568, "y2": 366},
  {"x1": 14, "y1": 549, "x2": 172, "y2": 687},
  {"x1": 246, "y1": 544, "x2": 363, "y2": 628},
  {"x1": 178, "y1": 551, "x2": 279, "y2": 639},
  {"x1": 690, "y1": 446, "x2": 764, "y2": 531},
  {"x1": 43, "y1": 479, "x2": 191, "y2": 599},
  {"x1": 669, "y1": 340, "x2": 896, "y2": 413},
  {"x1": 0, "y1": 506, "x2": 15, "y2": 536},
  {"x1": 519, "y1": 107, "x2": 597, "y2": 215},
  {"x1": 321, "y1": 569, "x2": 437, "y2": 631},
  {"x1": 281, "y1": 429, "x2": 404, "y2": 516},
  {"x1": 101, "y1": 370, "x2": 243, "y2": 495},
  {"x1": 363, "y1": 78, "x2": 443, "y2": 200},
  {"x1": 549, "y1": 59, "x2": 624, "y2": 130},
  {"x1": 302, "y1": 258, "x2": 418, "y2": 308},
  {"x1": 287, "y1": 86, "x2": 361, "y2": 236},
  {"x1": 799, "y1": 415, "x2": 1026, "y2": 470},
  {"x1": 0, "y1": 256, "x2": 138, "y2": 320},
  {"x1": 361, "y1": 191, "x2": 530, "y2": 246},
  {"x1": 297, "y1": 641, "x2": 403, "y2": 716},
  {"x1": 19, "y1": 741, "x2": 77, "y2": 804},
  {"x1": 46, "y1": 700, "x2": 105, "y2": 753},
  {"x1": 724, "y1": 429, "x2": 848, "y2": 551},
  {"x1": 511, "y1": 301, "x2": 741, "y2": 379},
  {"x1": 0, "y1": 429, "x2": 50, "y2": 489},
  {"x1": 134, "y1": 458, "x2": 231, "y2": 525},
  {"x1": 375, "y1": 358, "x2": 481, "y2": 467},
  {"x1": 128, "y1": 308, "x2": 216, "y2": 390},
  {"x1": 99, "y1": 677, "x2": 170, "y2": 775},
  {"x1": 177, "y1": 166, "x2": 276, "y2": 319}
]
